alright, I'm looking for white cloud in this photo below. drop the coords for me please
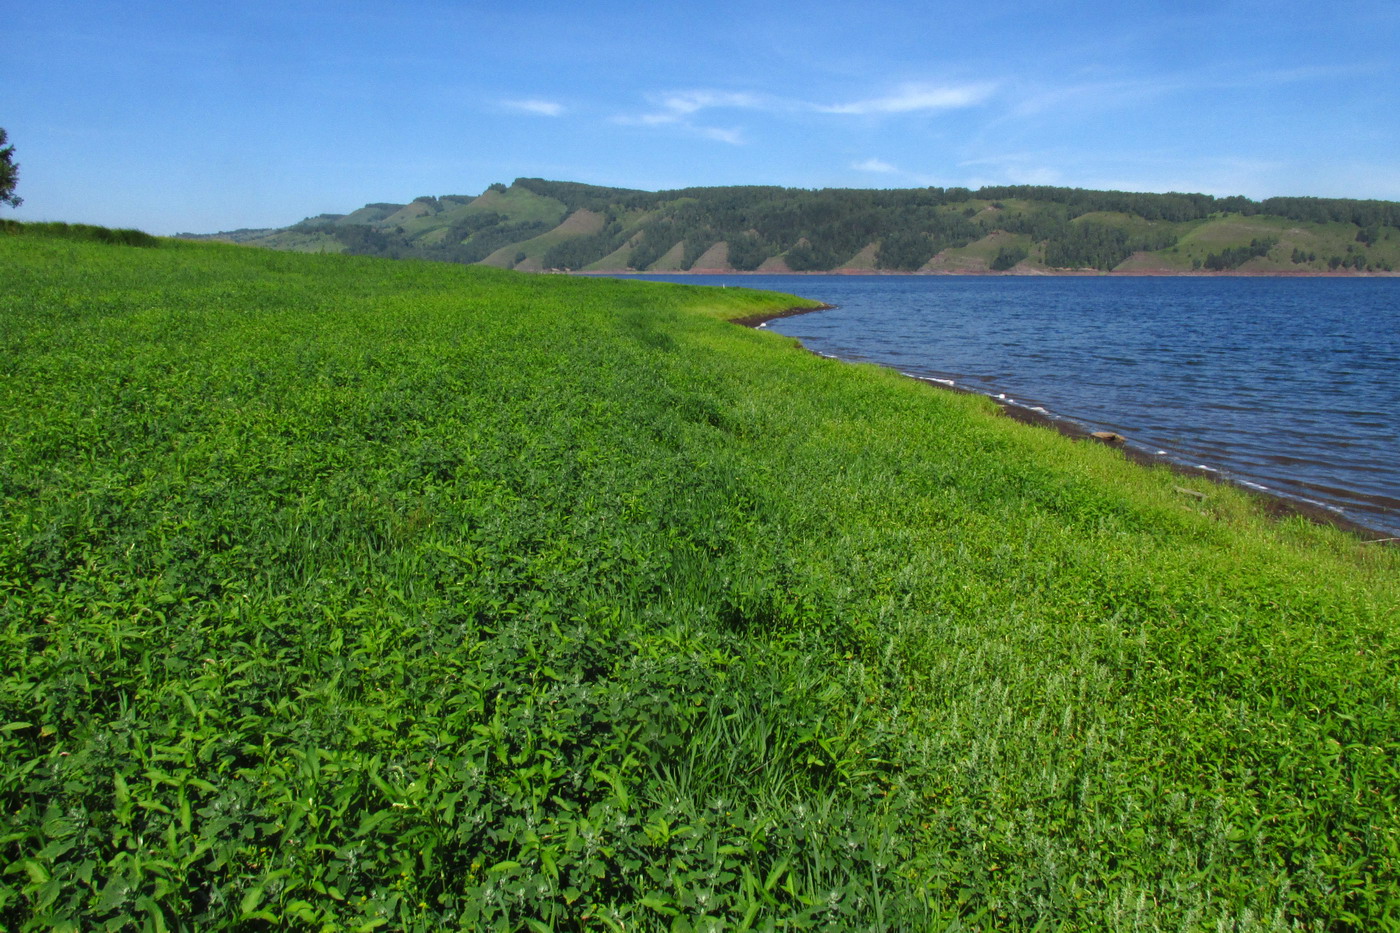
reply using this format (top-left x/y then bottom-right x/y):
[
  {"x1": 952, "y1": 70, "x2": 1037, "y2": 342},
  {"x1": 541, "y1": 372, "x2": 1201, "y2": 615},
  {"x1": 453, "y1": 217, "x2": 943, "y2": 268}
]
[
  {"x1": 698, "y1": 126, "x2": 745, "y2": 145},
  {"x1": 613, "y1": 80, "x2": 994, "y2": 146},
  {"x1": 821, "y1": 83, "x2": 996, "y2": 115},
  {"x1": 654, "y1": 90, "x2": 761, "y2": 118},
  {"x1": 613, "y1": 89, "x2": 757, "y2": 143},
  {"x1": 622, "y1": 90, "x2": 763, "y2": 126},
  {"x1": 504, "y1": 99, "x2": 564, "y2": 117},
  {"x1": 853, "y1": 158, "x2": 898, "y2": 173}
]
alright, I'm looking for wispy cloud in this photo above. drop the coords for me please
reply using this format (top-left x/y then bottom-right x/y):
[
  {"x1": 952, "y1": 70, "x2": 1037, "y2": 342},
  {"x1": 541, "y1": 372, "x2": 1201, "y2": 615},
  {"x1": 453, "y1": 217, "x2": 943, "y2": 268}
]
[
  {"x1": 853, "y1": 158, "x2": 898, "y2": 173},
  {"x1": 615, "y1": 81, "x2": 995, "y2": 144},
  {"x1": 614, "y1": 90, "x2": 759, "y2": 144},
  {"x1": 622, "y1": 91, "x2": 762, "y2": 127},
  {"x1": 820, "y1": 83, "x2": 996, "y2": 115},
  {"x1": 697, "y1": 126, "x2": 745, "y2": 145},
  {"x1": 503, "y1": 99, "x2": 564, "y2": 117},
  {"x1": 644, "y1": 90, "x2": 763, "y2": 122}
]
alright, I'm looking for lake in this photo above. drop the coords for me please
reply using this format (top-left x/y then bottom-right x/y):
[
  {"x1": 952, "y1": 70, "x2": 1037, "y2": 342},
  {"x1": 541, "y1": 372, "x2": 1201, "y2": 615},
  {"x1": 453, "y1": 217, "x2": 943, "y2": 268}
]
[{"x1": 615, "y1": 274, "x2": 1400, "y2": 537}]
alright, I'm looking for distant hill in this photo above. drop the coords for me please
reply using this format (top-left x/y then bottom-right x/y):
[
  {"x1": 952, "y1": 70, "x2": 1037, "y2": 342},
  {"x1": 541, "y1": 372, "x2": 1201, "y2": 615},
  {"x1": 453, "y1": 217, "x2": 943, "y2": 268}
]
[{"x1": 182, "y1": 179, "x2": 1400, "y2": 275}]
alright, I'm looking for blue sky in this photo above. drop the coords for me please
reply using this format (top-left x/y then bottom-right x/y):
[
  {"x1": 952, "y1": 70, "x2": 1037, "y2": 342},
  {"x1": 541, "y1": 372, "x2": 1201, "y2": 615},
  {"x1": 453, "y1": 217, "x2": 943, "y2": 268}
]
[{"x1": 6, "y1": 0, "x2": 1399, "y2": 234}]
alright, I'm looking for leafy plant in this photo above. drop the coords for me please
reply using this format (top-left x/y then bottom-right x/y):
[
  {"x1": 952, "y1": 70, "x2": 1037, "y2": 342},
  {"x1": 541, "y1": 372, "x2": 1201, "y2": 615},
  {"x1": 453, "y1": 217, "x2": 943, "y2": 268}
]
[{"x1": 1, "y1": 225, "x2": 1397, "y2": 929}]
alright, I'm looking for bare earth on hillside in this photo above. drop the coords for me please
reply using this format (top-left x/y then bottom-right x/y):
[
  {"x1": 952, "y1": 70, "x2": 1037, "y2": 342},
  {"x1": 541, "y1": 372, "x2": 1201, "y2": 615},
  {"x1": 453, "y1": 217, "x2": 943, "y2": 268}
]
[{"x1": 689, "y1": 241, "x2": 733, "y2": 273}]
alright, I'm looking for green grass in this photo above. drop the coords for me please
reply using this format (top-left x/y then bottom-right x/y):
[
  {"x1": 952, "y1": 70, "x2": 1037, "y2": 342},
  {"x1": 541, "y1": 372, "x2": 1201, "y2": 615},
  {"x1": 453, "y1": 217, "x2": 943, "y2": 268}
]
[
  {"x1": 478, "y1": 212, "x2": 608, "y2": 272},
  {"x1": 467, "y1": 186, "x2": 570, "y2": 227},
  {"x1": 925, "y1": 231, "x2": 1033, "y2": 271},
  {"x1": 2, "y1": 227, "x2": 1398, "y2": 930},
  {"x1": 243, "y1": 229, "x2": 347, "y2": 254},
  {"x1": 1166, "y1": 216, "x2": 1400, "y2": 272}
]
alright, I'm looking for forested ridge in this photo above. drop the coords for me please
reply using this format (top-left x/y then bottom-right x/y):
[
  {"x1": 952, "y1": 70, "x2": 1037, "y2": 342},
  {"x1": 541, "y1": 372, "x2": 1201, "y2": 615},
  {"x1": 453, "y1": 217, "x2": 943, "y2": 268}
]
[{"x1": 188, "y1": 179, "x2": 1400, "y2": 274}]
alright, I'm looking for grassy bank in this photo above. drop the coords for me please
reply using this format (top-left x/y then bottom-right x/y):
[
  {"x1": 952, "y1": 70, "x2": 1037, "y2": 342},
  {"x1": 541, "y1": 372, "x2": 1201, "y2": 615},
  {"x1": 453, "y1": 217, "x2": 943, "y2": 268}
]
[{"x1": 2, "y1": 228, "x2": 1397, "y2": 930}]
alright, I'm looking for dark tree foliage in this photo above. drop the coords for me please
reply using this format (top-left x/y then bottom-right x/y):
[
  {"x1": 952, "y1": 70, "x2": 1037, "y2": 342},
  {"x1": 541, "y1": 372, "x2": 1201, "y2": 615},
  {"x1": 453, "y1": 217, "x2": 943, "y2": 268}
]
[
  {"x1": 443, "y1": 212, "x2": 509, "y2": 243},
  {"x1": 1258, "y1": 196, "x2": 1400, "y2": 228},
  {"x1": 514, "y1": 178, "x2": 652, "y2": 211},
  {"x1": 727, "y1": 232, "x2": 773, "y2": 271},
  {"x1": 1203, "y1": 237, "x2": 1277, "y2": 271},
  {"x1": 328, "y1": 218, "x2": 554, "y2": 264},
  {"x1": 876, "y1": 231, "x2": 937, "y2": 271},
  {"x1": 975, "y1": 186, "x2": 1222, "y2": 222},
  {"x1": 541, "y1": 218, "x2": 630, "y2": 270},
  {"x1": 0, "y1": 128, "x2": 20, "y2": 209},
  {"x1": 1042, "y1": 221, "x2": 1181, "y2": 270},
  {"x1": 331, "y1": 224, "x2": 396, "y2": 257},
  {"x1": 994, "y1": 205, "x2": 1071, "y2": 241},
  {"x1": 1042, "y1": 223, "x2": 1133, "y2": 270},
  {"x1": 519, "y1": 181, "x2": 988, "y2": 270},
  {"x1": 259, "y1": 178, "x2": 1398, "y2": 273},
  {"x1": 784, "y1": 240, "x2": 843, "y2": 272},
  {"x1": 990, "y1": 245, "x2": 1029, "y2": 271},
  {"x1": 628, "y1": 221, "x2": 682, "y2": 270},
  {"x1": 446, "y1": 220, "x2": 553, "y2": 264},
  {"x1": 553, "y1": 183, "x2": 1380, "y2": 270},
  {"x1": 681, "y1": 229, "x2": 723, "y2": 269}
]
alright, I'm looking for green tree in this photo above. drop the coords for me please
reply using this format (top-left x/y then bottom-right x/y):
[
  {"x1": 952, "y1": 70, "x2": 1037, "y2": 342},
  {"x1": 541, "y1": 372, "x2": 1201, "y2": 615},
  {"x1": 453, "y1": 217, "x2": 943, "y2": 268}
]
[
  {"x1": 990, "y1": 244, "x2": 1029, "y2": 271},
  {"x1": 0, "y1": 128, "x2": 20, "y2": 209}
]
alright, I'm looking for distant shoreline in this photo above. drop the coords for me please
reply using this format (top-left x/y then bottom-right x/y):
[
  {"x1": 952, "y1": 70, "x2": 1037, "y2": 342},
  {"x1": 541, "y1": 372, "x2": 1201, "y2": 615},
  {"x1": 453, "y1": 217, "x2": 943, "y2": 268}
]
[{"x1": 577, "y1": 268, "x2": 1400, "y2": 278}]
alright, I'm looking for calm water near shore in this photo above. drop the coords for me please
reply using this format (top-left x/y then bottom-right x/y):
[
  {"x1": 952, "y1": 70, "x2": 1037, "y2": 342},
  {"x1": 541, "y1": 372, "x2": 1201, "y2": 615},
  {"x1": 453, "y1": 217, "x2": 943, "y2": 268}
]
[{"x1": 617, "y1": 274, "x2": 1400, "y2": 536}]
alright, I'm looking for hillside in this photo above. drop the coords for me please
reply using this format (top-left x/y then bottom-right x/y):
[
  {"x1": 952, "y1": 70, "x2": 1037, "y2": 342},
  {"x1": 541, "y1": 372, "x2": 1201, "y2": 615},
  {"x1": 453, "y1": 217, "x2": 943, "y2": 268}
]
[
  {"x1": 183, "y1": 179, "x2": 1400, "y2": 275},
  {"x1": 3, "y1": 223, "x2": 1399, "y2": 929}
]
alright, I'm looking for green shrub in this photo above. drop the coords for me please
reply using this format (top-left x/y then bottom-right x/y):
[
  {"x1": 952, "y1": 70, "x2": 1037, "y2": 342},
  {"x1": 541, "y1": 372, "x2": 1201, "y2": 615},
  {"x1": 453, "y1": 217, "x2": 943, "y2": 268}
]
[{"x1": 1, "y1": 235, "x2": 1396, "y2": 930}]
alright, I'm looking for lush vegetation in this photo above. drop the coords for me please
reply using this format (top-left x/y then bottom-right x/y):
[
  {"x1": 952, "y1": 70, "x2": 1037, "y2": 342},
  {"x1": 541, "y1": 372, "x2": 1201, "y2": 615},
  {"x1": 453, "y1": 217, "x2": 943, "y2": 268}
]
[
  {"x1": 0, "y1": 127, "x2": 20, "y2": 209},
  {"x1": 4, "y1": 226, "x2": 1399, "y2": 930},
  {"x1": 1, "y1": 219, "x2": 160, "y2": 247},
  {"x1": 187, "y1": 179, "x2": 1400, "y2": 275},
  {"x1": 1202, "y1": 237, "x2": 1279, "y2": 272}
]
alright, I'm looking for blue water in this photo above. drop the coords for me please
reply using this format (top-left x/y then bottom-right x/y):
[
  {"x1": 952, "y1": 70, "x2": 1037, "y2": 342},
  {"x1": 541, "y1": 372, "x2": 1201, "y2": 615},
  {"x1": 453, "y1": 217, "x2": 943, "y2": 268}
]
[{"x1": 618, "y1": 274, "x2": 1400, "y2": 536}]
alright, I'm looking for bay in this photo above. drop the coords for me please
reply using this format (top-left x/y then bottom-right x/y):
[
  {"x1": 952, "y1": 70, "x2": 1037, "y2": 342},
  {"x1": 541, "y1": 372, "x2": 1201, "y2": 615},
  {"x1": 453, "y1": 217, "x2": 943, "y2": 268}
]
[{"x1": 614, "y1": 274, "x2": 1400, "y2": 537}]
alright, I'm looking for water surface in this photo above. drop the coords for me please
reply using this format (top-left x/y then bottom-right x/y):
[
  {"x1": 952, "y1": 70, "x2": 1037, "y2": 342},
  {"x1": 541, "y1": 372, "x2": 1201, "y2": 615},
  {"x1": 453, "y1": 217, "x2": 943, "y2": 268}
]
[{"x1": 618, "y1": 274, "x2": 1400, "y2": 536}]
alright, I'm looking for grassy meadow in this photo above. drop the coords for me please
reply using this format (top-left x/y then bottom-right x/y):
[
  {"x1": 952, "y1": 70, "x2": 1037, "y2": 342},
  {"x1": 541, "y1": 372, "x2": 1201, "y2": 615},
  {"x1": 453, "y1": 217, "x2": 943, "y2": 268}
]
[{"x1": 2, "y1": 226, "x2": 1398, "y2": 930}]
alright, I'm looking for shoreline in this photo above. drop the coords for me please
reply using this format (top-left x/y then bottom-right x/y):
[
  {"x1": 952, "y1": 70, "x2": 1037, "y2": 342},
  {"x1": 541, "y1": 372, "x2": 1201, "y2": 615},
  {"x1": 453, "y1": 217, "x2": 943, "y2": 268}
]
[
  {"x1": 579, "y1": 269, "x2": 1400, "y2": 278},
  {"x1": 732, "y1": 304, "x2": 1397, "y2": 544}
]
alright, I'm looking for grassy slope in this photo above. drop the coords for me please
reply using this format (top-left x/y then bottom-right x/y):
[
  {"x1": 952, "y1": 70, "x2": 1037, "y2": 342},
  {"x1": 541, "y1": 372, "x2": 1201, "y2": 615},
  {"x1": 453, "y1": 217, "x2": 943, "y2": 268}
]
[
  {"x1": 469, "y1": 186, "x2": 569, "y2": 227},
  {"x1": 200, "y1": 183, "x2": 1400, "y2": 274},
  {"x1": 924, "y1": 232, "x2": 1033, "y2": 272},
  {"x1": 204, "y1": 228, "x2": 348, "y2": 254},
  {"x1": 480, "y1": 211, "x2": 608, "y2": 272},
  {"x1": 2, "y1": 231, "x2": 1398, "y2": 930}
]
